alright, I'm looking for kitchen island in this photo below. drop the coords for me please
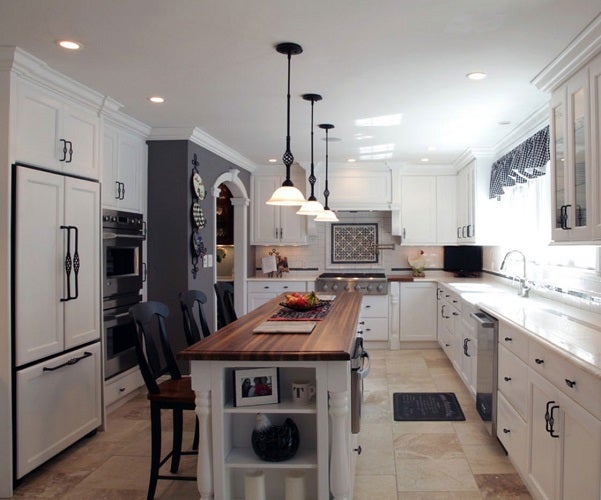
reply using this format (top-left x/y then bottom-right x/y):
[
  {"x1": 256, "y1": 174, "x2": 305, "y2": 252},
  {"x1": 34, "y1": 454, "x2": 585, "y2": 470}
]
[{"x1": 179, "y1": 291, "x2": 363, "y2": 500}]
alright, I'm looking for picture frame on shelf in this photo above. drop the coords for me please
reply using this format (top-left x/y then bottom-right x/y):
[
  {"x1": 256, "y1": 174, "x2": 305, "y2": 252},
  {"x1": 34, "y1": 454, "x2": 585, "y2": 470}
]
[{"x1": 234, "y1": 368, "x2": 279, "y2": 407}]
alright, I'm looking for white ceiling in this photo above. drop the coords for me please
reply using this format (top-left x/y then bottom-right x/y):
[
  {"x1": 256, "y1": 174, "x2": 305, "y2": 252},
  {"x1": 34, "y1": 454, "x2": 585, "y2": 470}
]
[{"x1": 1, "y1": 0, "x2": 600, "y2": 168}]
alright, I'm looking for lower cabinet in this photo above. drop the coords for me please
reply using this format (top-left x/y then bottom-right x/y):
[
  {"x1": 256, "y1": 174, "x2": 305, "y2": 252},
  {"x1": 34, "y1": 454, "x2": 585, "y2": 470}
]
[
  {"x1": 458, "y1": 302, "x2": 478, "y2": 396},
  {"x1": 247, "y1": 281, "x2": 308, "y2": 312},
  {"x1": 399, "y1": 282, "x2": 437, "y2": 341},
  {"x1": 359, "y1": 295, "x2": 389, "y2": 342},
  {"x1": 104, "y1": 366, "x2": 144, "y2": 408}
]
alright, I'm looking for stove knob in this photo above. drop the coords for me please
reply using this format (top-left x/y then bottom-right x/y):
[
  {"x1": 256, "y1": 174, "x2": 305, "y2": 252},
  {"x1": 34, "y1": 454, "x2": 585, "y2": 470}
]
[
  {"x1": 377, "y1": 283, "x2": 385, "y2": 293},
  {"x1": 332, "y1": 284, "x2": 339, "y2": 291},
  {"x1": 345, "y1": 284, "x2": 351, "y2": 291},
  {"x1": 354, "y1": 284, "x2": 362, "y2": 291},
  {"x1": 367, "y1": 284, "x2": 373, "y2": 291},
  {"x1": 322, "y1": 283, "x2": 329, "y2": 291}
]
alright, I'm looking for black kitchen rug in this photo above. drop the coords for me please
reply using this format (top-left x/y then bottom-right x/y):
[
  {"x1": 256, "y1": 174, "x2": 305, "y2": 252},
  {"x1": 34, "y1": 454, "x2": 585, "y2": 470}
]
[{"x1": 393, "y1": 392, "x2": 465, "y2": 421}]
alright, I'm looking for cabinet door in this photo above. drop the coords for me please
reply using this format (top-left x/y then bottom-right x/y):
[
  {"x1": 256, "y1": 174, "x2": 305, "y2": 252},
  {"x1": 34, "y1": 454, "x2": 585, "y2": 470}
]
[
  {"x1": 279, "y1": 204, "x2": 307, "y2": 244},
  {"x1": 14, "y1": 167, "x2": 65, "y2": 366},
  {"x1": 436, "y1": 176, "x2": 457, "y2": 244},
  {"x1": 62, "y1": 103, "x2": 99, "y2": 179},
  {"x1": 247, "y1": 292, "x2": 276, "y2": 312},
  {"x1": 400, "y1": 282, "x2": 436, "y2": 340},
  {"x1": 589, "y1": 56, "x2": 601, "y2": 239},
  {"x1": 400, "y1": 176, "x2": 436, "y2": 244},
  {"x1": 102, "y1": 126, "x2": 119, "y2": 208},
  {"x1": 251, "y1": 176, "x2": 280, "y2": 245},
  {"x1": 13, "y1": 79, "x2": 62, "y2": 171},
  {"x1": 116, "y1": 131, "x2": 144, "y2": 212},
  {"x1": 560, "y1": 391, "x2": 601, "y2": 500},
  {"x1": 63, "y1": 177, "x2": 100, "y2": 350},
  {"x1": 528, "y1": 370, "x2": 561, "y2": 500}
]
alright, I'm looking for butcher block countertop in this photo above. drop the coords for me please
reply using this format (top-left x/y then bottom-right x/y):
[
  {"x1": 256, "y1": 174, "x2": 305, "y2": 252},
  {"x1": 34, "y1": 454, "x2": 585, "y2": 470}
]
[{"x1": 178, "y1": 292, "x2": 362, "y2": 362}]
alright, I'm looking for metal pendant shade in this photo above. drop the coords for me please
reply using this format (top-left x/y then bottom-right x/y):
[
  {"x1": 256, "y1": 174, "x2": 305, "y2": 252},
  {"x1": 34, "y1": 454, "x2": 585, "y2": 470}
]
[
  {"x1": 266, "y1": 42, "x2": 306, "y2": 206},
  {"x1": 297, "y1": 93, "x2": 325, "y2": 216},
  {"x1": 314, "y1": 123, "x2": 338, "y2": 222}
]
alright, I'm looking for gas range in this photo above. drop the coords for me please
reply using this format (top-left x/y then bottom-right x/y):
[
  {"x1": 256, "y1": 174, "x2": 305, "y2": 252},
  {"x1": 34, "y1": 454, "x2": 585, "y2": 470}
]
[{"x1": 315, "y1": 272, "x2": 388, "y2": 295}]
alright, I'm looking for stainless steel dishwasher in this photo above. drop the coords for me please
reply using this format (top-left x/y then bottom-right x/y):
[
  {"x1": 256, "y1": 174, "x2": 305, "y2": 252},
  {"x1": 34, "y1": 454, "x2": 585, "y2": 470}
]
[{"x1": 471, "y1": 311, "x2": 498, "y2": 435}]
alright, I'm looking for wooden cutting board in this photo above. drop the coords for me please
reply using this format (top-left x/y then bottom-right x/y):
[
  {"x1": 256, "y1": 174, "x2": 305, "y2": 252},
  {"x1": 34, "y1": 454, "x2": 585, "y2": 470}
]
[{"x1": 253, "y1": 321, "x2": 317, "y2": 334}]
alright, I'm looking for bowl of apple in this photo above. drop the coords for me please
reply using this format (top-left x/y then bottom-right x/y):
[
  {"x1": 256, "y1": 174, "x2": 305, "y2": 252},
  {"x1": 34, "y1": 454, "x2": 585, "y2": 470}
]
[{"x1": 280, "y1": 291, "x2": 322, "y2": 311}]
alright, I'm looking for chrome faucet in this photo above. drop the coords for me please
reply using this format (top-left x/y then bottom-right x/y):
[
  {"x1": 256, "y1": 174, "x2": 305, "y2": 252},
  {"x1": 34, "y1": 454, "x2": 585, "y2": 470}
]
[{"x1": 500, "y1": 250, "x2": 530, "y2": 297}]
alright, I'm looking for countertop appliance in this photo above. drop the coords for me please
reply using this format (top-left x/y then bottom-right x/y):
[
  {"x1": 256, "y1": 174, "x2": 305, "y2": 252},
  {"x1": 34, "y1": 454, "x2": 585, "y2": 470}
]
[
  {"x1": 12, "y1": 163, "x2": 102, "y2": 479},
  {"x1": 315, "y1": 272, "x2": 388, "y2": 295},
  {"x1": 471, "y1": 310, "x2": 498, "y2": 436}
]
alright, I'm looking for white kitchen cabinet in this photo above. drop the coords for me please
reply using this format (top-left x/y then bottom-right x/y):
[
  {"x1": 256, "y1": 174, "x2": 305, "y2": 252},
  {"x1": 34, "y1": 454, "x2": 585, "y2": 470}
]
[
  {"x1": 251, "y1": 168, "x2": 307, "y2": 245},
  {"x1": 589, "y1": 55, "x2": 601, "y2": 239},
  {"x1": 13, "y1": 78, "x2": 100, "y2": 180},
  {"x1": 394, "y1": 175, "x2": 456, "y2": 245},
  {"x1": 14, "y1": 166, "x2": 101, "y2": 366},
  {"x1": 358, "y1": 294, "x2": 389, "y2": 343},
  {"x1": 550, "y1": 66, "x2": 592, "y2": 242},
  {"x1": 456, "y1": 161, "x2": 475, "y2": 241},
  {"x1": 458, "y1": 303, "x2": 477, "y2": 396},
  {"x1": 528, "y1": 369, "x2": 601, "y2": 500},
  {"x1": 104, "y1": 366, "x2": 144, "y2": 409},
  {"x1": 326, "y1": 163, "x2": 392, "y2": 210},
  {"x1": 16, "y1": 342, "x2": 102, "y2": 478},
  {"x1": 399, "y1": 282, "x2": 437, "y2": 341},
  {"x1": 102, "y1": 121, "x2": 147, "y2": 213},
  {"x1": 437, "y1": 285, "x2": 461, "y2": 369},
  {"x1": 247, "y1": 281, "x2": 308, "y2": 312}
]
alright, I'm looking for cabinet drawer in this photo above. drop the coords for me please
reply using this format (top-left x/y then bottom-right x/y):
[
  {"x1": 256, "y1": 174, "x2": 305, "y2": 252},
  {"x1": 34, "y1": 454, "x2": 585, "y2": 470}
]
[
  {"x1": 497, "y1": 344, "x2": 528, "y2": 418},
  {"x1": 529, "y1": 339, "x2": 601, "y2": 419},
  {"x1": 104, "y1": 367, "x2": 144, "y2": 408},
  {"x1": 440, "y1": 288, "x2": 461, "y2": 311},
  {"x1": 497, "y1": 392, "x2": 527, "y2": 474},
  {"x1": 247, "y1": 281, "x2": 306, "y2": 294},
  {"x1": 498, "y1": 322, "x2": 528, "y2": 362},
  {"x1": 359, "y1": 317, "x2": 389, "y2": 341},
  {"x1": 360, "y1": 295, "x2": 388, "y2": 317},
  {"x1": 16, "y1": 343, "x2": 102, "y2": 478}
]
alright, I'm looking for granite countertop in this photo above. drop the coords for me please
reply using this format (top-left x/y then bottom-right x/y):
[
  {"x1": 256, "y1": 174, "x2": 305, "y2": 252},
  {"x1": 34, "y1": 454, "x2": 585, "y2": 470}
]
[{"x1": 437, "y1": 276, "x2": 601, "y2": 379}]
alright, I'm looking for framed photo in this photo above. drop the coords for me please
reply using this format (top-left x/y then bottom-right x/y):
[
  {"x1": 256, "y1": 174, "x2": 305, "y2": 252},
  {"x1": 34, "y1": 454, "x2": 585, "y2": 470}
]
[{"x1": 233, "y1": 368, "x2": 279, "y2": 407}]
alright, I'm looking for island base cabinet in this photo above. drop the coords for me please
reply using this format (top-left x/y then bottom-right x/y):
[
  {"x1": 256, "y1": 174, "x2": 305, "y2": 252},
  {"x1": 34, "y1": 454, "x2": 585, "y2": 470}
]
[
  {"x1": 528, "y1": 370, "x2": 601, "y2": 500},
  {"x1": 227, "y1": 467, "x2": 318, "y2": 499}
]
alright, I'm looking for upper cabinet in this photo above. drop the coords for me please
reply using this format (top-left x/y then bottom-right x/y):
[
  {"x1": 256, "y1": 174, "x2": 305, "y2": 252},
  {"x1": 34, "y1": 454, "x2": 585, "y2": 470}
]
[
  {"x1": 456, "y1": 161, "x2": 475, "y2": 242},
  {"x1": 102, "y1": 116, "x2": 149, "y2": 213},
  {"x1": 325, "y1": 163, "x2": 392, "y2": 210},
  {"x1": 250, "y1": 166, "x2": 307, "y2": 245},
  {"x1": 12, "y1": 77, "x2": 100, "y2": 180},
  {"x1": 393, "y1": 174, "x2": 456, "y2": 245},
  {"x1": 533, "y1": 19, "x2": 601, "y2": 243}
]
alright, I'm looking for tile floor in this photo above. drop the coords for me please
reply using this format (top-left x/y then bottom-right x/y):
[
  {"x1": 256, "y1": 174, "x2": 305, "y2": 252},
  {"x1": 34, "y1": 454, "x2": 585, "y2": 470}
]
[{"x1": 13, "y1": 348, "x2": 532, "y2": 499}]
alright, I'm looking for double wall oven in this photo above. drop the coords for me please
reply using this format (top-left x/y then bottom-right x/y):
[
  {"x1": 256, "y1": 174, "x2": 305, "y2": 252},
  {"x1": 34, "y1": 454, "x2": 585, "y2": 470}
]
[{"x1": 102, "y1": 209, "x2": 145, "y2": 380}]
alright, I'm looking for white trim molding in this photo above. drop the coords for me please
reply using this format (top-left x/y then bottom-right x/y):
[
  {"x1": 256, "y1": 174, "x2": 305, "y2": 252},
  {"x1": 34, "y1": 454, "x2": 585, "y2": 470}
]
[{"x1": 149, "y1": 126, "x2": 257, "y2": 173}]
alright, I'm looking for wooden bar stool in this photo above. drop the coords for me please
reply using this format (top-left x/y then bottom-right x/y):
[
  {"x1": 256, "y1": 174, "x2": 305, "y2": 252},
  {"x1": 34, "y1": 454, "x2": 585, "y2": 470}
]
[{"x1": 129, "y1": 301, "x2": 197, "y2": 500}]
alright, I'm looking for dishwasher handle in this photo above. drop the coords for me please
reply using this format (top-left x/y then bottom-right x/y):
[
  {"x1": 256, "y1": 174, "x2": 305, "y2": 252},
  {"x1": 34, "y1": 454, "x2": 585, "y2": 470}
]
[{"x1": 470, "y1": 311, "x2": 497, "y2": 328}]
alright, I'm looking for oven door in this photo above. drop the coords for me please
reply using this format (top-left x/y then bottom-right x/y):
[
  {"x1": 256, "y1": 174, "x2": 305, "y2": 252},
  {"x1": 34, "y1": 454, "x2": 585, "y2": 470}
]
[
  {"x1": 104, "y1": 305, "x2": 139, "y2": 380},
  {"x1": 103, "y1": 233, "x2": 144, "y2": 299}
]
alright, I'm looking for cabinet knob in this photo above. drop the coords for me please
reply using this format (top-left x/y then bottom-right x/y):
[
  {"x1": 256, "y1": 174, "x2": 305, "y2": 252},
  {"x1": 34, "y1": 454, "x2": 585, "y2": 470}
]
[
  {"x1": 504, "y1": 337, "x2": 512, "y2": 342},
  {"x1": 564, "y1": 378, "x2": 576, "y2": 388},
  {"x1": 119, "y1": 387, "x2": 126, "y2": 392},
  {"x1": 503, "y1": 428, "x2": 510, "y2": 434},
  {"x1": 535, "y1": 358, "x2": 544, "y2": 365},
  {"x1": 504, "y1": 376, "x2": 511, "y2": 382},
  {"x1": 354, "y1": 446, "x2": 362, "y2": 455}
]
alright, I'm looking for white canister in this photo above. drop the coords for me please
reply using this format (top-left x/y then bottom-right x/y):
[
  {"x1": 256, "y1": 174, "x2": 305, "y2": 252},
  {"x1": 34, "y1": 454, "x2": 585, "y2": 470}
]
[
  {"x1": 285, "y1": 471, "x2": 306, "y2": 500},
  {"x1": 244, "y1": 470, "x2": 266, "y2": 500},
  {"x1": 291, "y1": 381, "x2": 316, "y2": 404}
]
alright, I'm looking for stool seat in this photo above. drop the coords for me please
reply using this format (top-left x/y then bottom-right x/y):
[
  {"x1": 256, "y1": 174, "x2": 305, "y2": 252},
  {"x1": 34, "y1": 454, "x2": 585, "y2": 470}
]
[{"x1": 148, "y1": 377, "x2": 196, "y2": 405}]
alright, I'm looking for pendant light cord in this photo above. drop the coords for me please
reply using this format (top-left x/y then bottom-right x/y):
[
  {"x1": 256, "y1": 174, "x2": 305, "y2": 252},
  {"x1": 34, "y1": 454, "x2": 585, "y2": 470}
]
[
  {"x1": 308, "y1": 98, "x2": 317, "y2": 199},
  {"x1": 282, "y1": 50, "x2": 294, "y2": 186},
  {"x1": 323, "y1": 127, "x2": 330, "y2": 209}
]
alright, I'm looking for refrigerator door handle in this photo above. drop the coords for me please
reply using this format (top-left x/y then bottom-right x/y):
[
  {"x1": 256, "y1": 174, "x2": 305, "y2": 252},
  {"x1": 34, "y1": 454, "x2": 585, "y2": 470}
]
[
  {"x1": 60, "y1": 225, "x2": 79, "y2": 301},
  {"x1": 42, "y1": 351, "x2": 93, "y2": 372},
  {"x1": 60, "y1": 225, "x2": 72, "y2": 302},
  {"x1": 72, "y1": 225, "x2": 79, "y2": 300}
]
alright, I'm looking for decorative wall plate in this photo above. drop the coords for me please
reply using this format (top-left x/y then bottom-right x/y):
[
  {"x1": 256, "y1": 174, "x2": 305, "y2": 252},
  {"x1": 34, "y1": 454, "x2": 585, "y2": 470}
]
[
  {"x1": 191, "y1": 232, "x2": 206, "y2": 257},
  {"x1": 191, "y1": 202, "x2": 206, "y2": 228},
  {"x1": 191, "y1": 172, "x2": 206, "y2": 200}
]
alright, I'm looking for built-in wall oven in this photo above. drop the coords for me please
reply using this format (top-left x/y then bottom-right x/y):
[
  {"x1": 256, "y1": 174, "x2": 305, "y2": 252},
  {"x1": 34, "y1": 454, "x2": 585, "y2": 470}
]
[{"x1": 102, "y1": 209, "x2": 145, "y2": 380}]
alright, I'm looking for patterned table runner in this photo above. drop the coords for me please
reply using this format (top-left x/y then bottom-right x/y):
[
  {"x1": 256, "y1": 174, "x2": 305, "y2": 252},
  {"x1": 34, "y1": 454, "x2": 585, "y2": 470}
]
[{"x1": 268, "y1": 301, "x2": 332, "y2": 321}]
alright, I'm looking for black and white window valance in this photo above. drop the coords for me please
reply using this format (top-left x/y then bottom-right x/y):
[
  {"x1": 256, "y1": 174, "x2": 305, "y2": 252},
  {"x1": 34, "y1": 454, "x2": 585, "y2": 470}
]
[{"x1": 489, "y1": 126, "x2": 549, "y2": 199}]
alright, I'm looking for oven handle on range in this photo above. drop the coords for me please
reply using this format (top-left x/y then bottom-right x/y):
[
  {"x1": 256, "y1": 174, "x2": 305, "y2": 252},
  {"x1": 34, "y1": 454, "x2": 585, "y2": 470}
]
[
  {"x1": 102, "y1": 232, "x2": 146, "y2": 240},
  {"x1": 107, "y1": 312, "x2": 132, "y2": 320},
  {"x1": 357, "y1": 350, "x2": 371, "y2": 379}
]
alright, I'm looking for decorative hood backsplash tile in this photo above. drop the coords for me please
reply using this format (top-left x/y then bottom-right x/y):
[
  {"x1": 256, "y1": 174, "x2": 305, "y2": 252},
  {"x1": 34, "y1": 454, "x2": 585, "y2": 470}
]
[{"x1": 331, "y1": 223, "x2": 378, "y2": 263}]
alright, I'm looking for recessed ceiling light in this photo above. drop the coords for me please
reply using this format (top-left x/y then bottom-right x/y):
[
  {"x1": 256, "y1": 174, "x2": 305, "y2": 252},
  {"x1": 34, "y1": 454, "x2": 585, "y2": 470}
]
[
  {"x1": 148, "y1": 96, "x2": 165, "y2": 104},
  {"x1": 498, "y1": 120, "x2": 511, "y2": 125},
  {"x1": 347, "y1": 158, "x2": 356, "y2": 163},
  {"x1": 466, "y1": 72, "x2": 487, "y2": 81},
  {"x1": 427, "y1": 146, "x2": 437, "y2": 151},
  {"x1": 355, "y1": 113, "x2": 402, "y2": 127},
  {"x1": 57, "y1": 40, "x2": 81, "y2": 50},
  {"x1": 420, "y1": 158, "x2": 429, "y2": 162},
  {"x1": 268, "y1": 158, "x2": 278, "y2": 163}
]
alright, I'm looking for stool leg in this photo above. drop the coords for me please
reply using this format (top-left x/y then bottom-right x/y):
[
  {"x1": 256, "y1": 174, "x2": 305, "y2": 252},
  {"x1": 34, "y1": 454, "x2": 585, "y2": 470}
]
[
  {"x1": 171, "y1": 408, "x2": 183, "y2": 473},
  {"x1": 148, "y1": 403, "x2": 161, "y2": 500}
]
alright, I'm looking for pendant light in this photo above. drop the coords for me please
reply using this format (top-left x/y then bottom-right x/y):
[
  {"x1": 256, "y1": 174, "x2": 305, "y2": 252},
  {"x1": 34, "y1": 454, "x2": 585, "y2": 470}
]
[
  {"x1": 297, "y1": 93, "x2": 325, "y2": 215},
  {"x1": 266, "y1": 42, "x2": 306, "y2": 206},
  {"x1": 315, "y1": 123, "x2": 339, "y2": 222}
]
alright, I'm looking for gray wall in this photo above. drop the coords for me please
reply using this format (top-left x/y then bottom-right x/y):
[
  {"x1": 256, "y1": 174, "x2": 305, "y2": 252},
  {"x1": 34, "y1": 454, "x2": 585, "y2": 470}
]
[{"x1": 147, "y1": 140, "x2": 251, "y2": 367}]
